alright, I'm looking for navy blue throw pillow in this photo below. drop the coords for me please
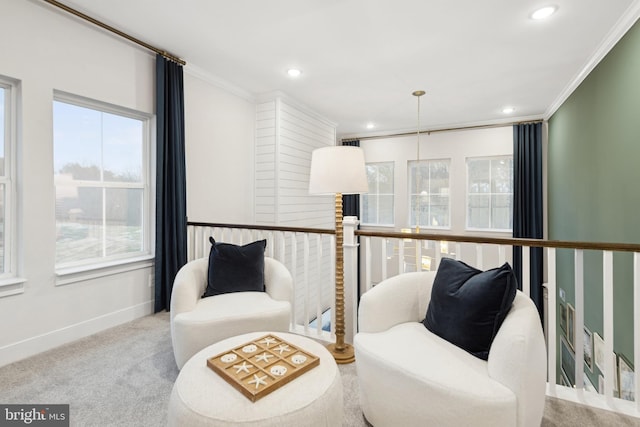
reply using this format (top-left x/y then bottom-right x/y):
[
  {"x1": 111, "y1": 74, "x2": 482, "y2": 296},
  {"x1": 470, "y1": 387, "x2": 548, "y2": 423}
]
[
  {"x1": 423, "y1": 258, "x2": 517, "y2": 360},
  {"x1": 202, "y1": 237, "x2": 267, "y2": 298}
]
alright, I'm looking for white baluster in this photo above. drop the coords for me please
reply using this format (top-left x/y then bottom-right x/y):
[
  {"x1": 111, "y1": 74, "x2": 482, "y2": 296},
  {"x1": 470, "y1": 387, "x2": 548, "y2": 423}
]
[
  {"x1": 547, "y1": 248, "x2": 557, "y2": 394},
  {"x1": 498, "y1": 244, "x2": 505, "y2": 265},
  {"x1": 634, "y1": 252, "x2": 640, "y2": 412},
  {"x1": 290, "y1": 233, "x2": 297, "y2": 331},
  {"x1": 343, "y1": 216, "x2": 359, "y2": 343},
  {"x1": 196, "y1": 227, "x2": 203, "y2": 259},
  {"x1": 303, "y1": 234, "x2": 310, "y2": 336},
  {"x1": 330, "y1": 234, "x2": 336, "y2": 340},
  {"x1": 316, "y1": 234, "x2": 323, "y2": 336},
  {"x1": 365, "y1": 237, "x2": 371, "y2": 292},
  {"x1": 476, "y1": 244, "x2": 483, "y2": 270},
  {"x1": 574, "y1": 249, "x2": 584, "y2": 391},
  {"x1": 187, "y1": 225, "x2": 193, "y2": 261},
  {"x1": 432, "y1": 240, "x2": 438, "y2": 271},
  {"x1": 603, "y1": 251, "x2": 614, "y2": 405},
  {"x1": 381, "y1": 238, "x2": 388, "y2": 281}
]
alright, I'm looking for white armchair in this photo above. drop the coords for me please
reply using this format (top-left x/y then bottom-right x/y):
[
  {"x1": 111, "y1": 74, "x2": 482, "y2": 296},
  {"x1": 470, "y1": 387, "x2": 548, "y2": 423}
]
[
  {"x1": 354, "y1": 271, "x2": 546, "y2": 427},
  {"x1": 170, "y1": 257, "x2": 293, "y2": 369}
]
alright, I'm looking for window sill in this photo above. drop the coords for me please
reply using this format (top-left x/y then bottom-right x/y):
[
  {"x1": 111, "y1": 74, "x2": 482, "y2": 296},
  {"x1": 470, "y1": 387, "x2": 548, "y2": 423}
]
[
  {"x1": 0, "y1": 277, "x2": 27, "y2": 298},
  {"x1": 464, "y1": 228, "x2": 513, "y2": 235},
  {"x1": 413, "y1": 226, "x2": 452, "y2": 232},
  {"x1": 55, "y1": 255, "x2": 155, "y2": 286}
]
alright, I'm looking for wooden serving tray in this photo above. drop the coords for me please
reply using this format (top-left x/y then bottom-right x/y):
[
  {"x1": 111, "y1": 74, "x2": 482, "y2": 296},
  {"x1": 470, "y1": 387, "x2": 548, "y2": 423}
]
[{"x1": 207, "y1": 334, "x2": 320, "y2": 402}]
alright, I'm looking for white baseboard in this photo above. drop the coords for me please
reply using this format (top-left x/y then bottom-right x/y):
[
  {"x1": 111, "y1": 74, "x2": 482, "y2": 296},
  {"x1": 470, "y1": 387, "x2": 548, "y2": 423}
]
[{"x1": 0, "y1": 300, "x2": 154, "y2": 367}]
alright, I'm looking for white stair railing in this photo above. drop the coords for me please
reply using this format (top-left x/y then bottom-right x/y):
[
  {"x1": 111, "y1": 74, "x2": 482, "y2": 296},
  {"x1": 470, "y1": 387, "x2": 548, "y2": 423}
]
[
  {"x1": 187, "y1": 222, "x2": 335, "y2": 343},
  {"x1": 354, "y1": 228, "x2": 640, "y2": 420},
  {"x1": 186, "y1": 221, "x2": 640, "y2": 419}
]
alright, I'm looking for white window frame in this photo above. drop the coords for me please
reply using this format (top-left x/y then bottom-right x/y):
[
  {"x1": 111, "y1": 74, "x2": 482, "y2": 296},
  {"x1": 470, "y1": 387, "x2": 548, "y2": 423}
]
[
  {"x1": 465, "y1": 155, "x2": 513, "y2": 232},
  {"x1": 53, "y1": 91, "x2": 153, "y2": 276},
  {"x1": 407, "y1": 159, "x2": 451, "y2": 230},
  {"x1": 0, "y1": 76, "x2": 21, "y2": 290},
  {"x1": 361, "y1": 161, "x2": 395, "y2": 227}
]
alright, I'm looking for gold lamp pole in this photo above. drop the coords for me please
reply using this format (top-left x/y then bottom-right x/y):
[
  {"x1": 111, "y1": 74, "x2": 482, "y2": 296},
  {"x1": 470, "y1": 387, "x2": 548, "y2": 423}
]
[
  {"x1": 329, "y1": 191, "x2": 349, "y2": 361},
  {"x1": 413, "y1": 90, "x2": 425, "y2": 233},
  {"x1": 309, "y1": 146, "x2": 368, "y2": 364}
]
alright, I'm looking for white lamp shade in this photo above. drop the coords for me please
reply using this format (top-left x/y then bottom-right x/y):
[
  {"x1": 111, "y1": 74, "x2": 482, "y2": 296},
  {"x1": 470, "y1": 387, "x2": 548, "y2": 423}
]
[{"x1": 309, "y1": 146, "x2": 368, "y2": 195}]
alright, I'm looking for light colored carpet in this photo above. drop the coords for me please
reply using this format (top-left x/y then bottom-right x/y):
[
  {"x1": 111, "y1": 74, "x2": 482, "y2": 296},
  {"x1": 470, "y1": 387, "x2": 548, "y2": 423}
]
[{"x1": 1, "y1": 312, "x2": 638, "y2": 426}]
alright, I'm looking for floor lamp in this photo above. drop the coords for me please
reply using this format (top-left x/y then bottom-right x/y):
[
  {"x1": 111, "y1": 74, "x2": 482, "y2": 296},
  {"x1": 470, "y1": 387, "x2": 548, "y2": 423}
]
[{"x1": 309, "y1": 146, "x2": 368, "y2": 364}]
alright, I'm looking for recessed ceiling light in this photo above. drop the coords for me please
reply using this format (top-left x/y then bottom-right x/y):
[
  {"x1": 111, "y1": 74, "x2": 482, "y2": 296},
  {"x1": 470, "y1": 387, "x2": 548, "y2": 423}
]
[
  {"x1": 366, "y1": 122, "x2": 375, "y2": 129},
  {"x1": 287, "y1": 68, "x2": 302, "y2": 78},
  {"x1": 502, "y1": 106, "x2": 515, "y2": 114},
  {"x1": 530, "y1": 6, "x2": 557, "y2": 20}
]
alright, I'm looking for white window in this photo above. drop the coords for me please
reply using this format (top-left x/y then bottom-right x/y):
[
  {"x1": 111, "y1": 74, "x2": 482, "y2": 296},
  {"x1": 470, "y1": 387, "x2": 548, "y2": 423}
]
[
  {"x1": 466, "y1": 156, "x2": 513, "y2": 231},
  {"x1": 0, "y1": 78, "x2": 17, "y2": 278},
  {"x1": 408, "y1": 159, "x2": 450, "y2": 229},
  {"x1": 362, "y1": 162, "x2": 394, "y2": 226},
  {"x1": 53, "y1": 93, "x2": 151, "y2": 269}
]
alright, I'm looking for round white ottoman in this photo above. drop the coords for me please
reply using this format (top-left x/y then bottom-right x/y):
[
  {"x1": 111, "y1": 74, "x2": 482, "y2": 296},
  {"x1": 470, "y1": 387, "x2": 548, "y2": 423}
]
[{"x1": 168, "y1": 331, "x2": 343, "y2": 427}]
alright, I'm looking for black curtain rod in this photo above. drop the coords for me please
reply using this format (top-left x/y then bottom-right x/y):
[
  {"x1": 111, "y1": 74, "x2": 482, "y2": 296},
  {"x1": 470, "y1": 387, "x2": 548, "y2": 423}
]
[{"x1": 43, "y1": 0, "x2": 186, "y2": 65}]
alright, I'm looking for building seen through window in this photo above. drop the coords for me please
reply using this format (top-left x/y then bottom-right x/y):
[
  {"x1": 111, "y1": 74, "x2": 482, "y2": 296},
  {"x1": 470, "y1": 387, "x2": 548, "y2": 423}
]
[{"x1": 53, "y1": 97, "x2": 150, "y2": 267}]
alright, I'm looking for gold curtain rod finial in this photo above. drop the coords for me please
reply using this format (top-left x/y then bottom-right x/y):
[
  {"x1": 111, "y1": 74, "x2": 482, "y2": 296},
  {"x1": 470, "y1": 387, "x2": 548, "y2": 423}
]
[{"x1": 412, "y1": 90, "x2": 426, "y2": 97}]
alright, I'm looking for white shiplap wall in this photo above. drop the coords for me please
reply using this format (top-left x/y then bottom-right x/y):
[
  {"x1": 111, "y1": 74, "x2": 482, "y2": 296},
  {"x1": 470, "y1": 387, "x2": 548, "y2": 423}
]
[
  {"x1": 255, "y1": 101, "x2": 277, "y2": 224},
  {"x1": 255, "y1": 96, "x2": 335, "y2": 325},
  {"x1": 256, "y1": 98, "x2": 335, "y2": 226}
]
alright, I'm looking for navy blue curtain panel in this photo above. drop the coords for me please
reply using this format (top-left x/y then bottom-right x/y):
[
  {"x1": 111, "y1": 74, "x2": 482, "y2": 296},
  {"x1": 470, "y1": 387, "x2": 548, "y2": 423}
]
[
  {"x1": 155, "y1": 54, "x2": 187, "y2": 312},
  {"x1": 513, "y1": 122, "x2": 544, "y2": 321},
  {"x1": 341, "y1": 139, "x2": 361, "y2": 217}
]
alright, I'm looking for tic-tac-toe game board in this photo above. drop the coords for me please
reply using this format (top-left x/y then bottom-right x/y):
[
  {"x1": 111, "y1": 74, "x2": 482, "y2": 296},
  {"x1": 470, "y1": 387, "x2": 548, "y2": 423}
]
[{"x1": 207, "y1": 334, "x2": 320, "y2": 402}]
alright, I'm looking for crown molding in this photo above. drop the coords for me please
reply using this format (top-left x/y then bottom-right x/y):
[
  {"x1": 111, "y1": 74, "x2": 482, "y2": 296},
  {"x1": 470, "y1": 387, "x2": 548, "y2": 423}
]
[
  {"x1": 257, "y1": 90, "x2": 337, "y2": 128},
  {"x1": 184, "y1": 63, "x2": 255, "y2": 102},
  {"x1": 544, "y1": 0, "x2": 640, "y2": 120},
  {"x1": 183, "y1": 69, "x2": 336, "y2": 129}
]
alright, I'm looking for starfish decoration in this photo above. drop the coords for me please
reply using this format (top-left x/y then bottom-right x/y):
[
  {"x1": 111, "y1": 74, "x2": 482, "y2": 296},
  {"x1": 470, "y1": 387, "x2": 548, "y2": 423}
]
[
  {"x1": 274, "y1": 344, "x2": 291, "y2": 355},
  {"x1": 233, "y1": 361, "x2": 252, "y2": 374},
  {"x1": 255, "y1": 352, "x2": 274, "y2": 363},
  {"x1": 248, "y1": 374, "x2": 267, "y2": 389},
  {"x1": 259, "y1": 337, "x2": 277, "y2": 346}
]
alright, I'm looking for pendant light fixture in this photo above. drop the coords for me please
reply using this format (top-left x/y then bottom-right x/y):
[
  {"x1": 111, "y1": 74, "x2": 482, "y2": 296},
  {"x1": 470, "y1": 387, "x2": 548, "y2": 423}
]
[{"x1": 413, "y1": 90, "x2": 425, "y2": 233}]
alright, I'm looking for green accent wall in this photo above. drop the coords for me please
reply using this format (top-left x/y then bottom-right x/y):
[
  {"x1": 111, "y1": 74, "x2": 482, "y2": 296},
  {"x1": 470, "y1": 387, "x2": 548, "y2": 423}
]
[{"x1": 548, "y1": 18, "x2": 640, "y2": 387}]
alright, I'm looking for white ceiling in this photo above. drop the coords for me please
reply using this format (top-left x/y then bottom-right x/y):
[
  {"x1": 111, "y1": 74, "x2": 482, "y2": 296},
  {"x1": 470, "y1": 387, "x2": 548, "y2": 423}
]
[{"x1": 49, "y1": 0, "x2": 640, "y2": 138}]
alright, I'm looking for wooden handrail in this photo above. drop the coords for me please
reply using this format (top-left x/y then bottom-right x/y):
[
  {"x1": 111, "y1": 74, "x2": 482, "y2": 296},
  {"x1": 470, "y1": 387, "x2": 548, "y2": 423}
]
[
  {"x1": 354, "y1": 229, "x2": 640, "y2": 253},
  {"x1": 187, "y1": 221, "x2": 640, "y2": 253},
  {"x1": 187, "y1": 221, "x2": 335, "y2": 235}
]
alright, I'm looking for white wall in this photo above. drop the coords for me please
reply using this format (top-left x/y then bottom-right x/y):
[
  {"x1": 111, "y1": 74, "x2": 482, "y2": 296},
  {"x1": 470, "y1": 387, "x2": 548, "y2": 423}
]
[
  {"x1": 359, "y1": 126, "x2": 513, "y2": 282},
  {"x1": 0, "y1": 0, "x2": 256, "y2": 366},
  {"x1": 184, "y1": 72, "x2": 255, "y2": 224},
  {"x1": 361, "y1": 125, "x2": 513, "y2": 234},
  {"x1": 0, "y1": 0, "x2": 156, "y2": 366}
]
